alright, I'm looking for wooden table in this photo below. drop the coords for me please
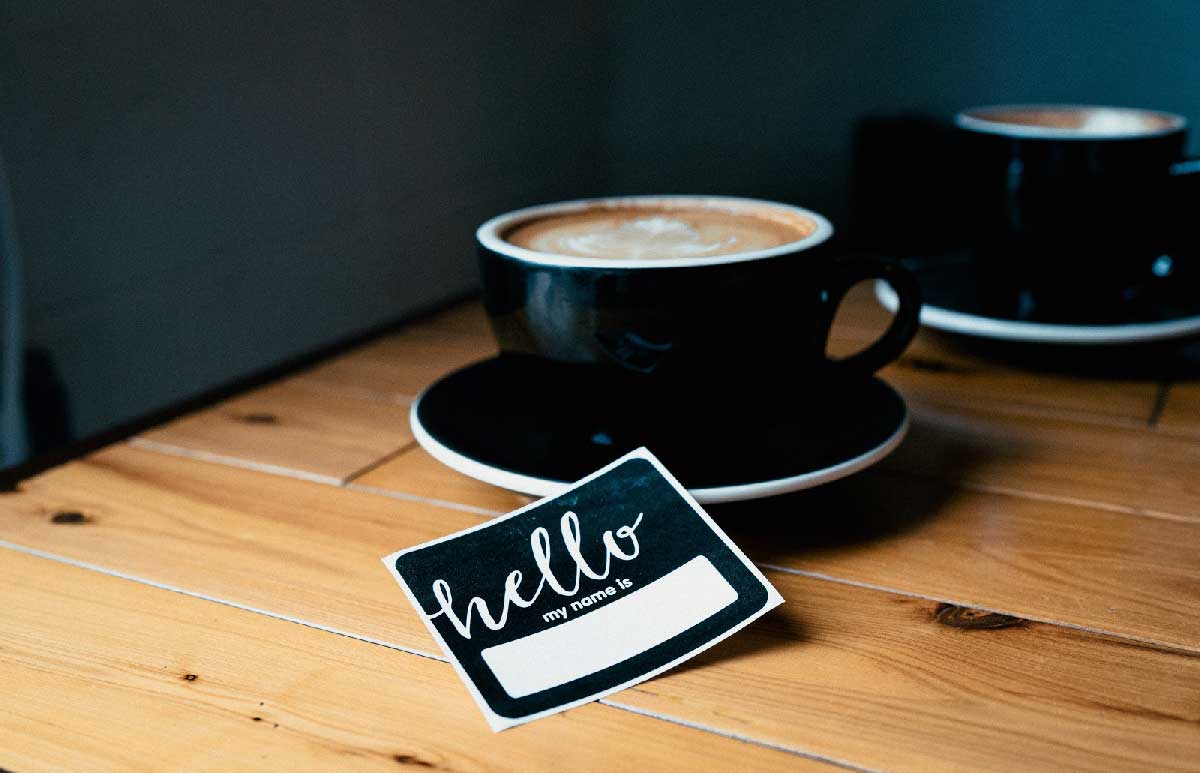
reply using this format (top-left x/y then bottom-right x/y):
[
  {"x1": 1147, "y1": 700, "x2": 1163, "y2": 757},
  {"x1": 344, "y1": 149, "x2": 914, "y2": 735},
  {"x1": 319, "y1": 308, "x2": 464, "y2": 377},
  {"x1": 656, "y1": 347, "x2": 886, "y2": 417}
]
[{"x1": 3, "y1": 286, "x2": 1199, "y2": 771}]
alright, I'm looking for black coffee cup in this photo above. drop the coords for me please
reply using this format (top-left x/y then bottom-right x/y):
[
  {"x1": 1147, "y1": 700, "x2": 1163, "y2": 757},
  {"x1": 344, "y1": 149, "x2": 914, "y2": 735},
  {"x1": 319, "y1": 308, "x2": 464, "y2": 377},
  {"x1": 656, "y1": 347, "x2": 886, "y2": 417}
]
[
  {"x1": 475, "y1": 196, "x2": 920, "y2": 416},
  {"x1": 956, "y1": 104, "x2": 1200, "y2": 323}
]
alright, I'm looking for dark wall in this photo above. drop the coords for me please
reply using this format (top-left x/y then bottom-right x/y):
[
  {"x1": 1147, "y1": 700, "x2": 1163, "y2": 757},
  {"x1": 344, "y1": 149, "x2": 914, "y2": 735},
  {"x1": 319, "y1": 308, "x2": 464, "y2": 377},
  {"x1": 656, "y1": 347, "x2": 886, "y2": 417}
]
[
  {"x1": 602, "y1": 0, "x2": 1200, "y2": 225},
  {"x1": 1, "y1": 1, "x2": 608, "y2": 444}
]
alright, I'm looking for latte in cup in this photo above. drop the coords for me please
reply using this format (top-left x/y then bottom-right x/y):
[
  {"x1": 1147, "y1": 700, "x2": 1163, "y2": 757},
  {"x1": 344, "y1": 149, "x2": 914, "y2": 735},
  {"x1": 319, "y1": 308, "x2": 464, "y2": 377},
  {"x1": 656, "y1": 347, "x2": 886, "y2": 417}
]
[
  {"x1": 957, "y1": 105, "x2": 1183, "y2": 138},
  {"x1": 502, "y1": 200, "x2": 817, "y2": 260}
]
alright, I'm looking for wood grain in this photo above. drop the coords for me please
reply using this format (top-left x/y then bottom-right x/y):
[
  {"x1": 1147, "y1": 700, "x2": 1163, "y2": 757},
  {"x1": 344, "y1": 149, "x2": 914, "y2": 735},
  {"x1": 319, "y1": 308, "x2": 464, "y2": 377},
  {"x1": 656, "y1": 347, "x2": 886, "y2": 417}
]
[
  {"x1": 883, "y1": 399, "x2": 1200, "y2": 521},
  {"x1": 13, "y1": 291, "x2": 1198, "y2": 770},
  {"x1": 352, "y1": 445, "x2": 1200, "y2": 652},
  {"x1": 297, "y1": 305, "x2": 497, "y2": 400},
  {"x1": 828, "y1": 285, "x2": 1159, "y2": 425},
  {"x1": 404, "y1": 301, "x2": 492, "y2": 338},
  {"x1": 616, "y1": 569, "x2": 1200, "y2": 772},
  {"x1": 1158, "y1": 382, "x2": 1200, "y2": 439},
  {"x1": 137, "y1": 381, "x2": 414, "y2": 483},
  {"x1": 0, "y1": 549, "x2": 814, "y2": 772},
  {"x1": 716, "y1": 468, "x2": 1200, "y2": 651},
  {"x1": 0, "y1": 446, "x2": 464, "y2": 655},
  {"x1": 880, "y1": 339, "x2": 1158, "y2": 424},
  {"x1": 5, "y1": 458, "x2": 1199, "y2": 771}
]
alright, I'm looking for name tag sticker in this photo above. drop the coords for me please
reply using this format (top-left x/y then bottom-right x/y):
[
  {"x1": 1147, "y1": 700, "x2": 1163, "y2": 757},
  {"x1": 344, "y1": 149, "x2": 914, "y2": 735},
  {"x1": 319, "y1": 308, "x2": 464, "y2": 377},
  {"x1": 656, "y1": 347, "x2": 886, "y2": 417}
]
[{"x1": 382, "y1": 447, "x2": 783, "y2": 730}]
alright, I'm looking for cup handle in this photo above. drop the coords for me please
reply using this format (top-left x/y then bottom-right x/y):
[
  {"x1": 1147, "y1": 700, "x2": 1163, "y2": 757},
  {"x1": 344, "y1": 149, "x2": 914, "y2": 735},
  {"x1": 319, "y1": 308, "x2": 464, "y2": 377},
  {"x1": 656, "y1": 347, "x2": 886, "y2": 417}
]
[
  {"x1": 827, "y1": 255, "x2": 922, "y2": 374},
  {"x1": 1170, "y1": 156, "x2": 1200, "y2": 218},
  {"x1": 1170, "y1": 157, "x2": 1200, "y2": 181},
  {"x1": 1165, "y1": 157, "x2": 1200, "y2": 263}
]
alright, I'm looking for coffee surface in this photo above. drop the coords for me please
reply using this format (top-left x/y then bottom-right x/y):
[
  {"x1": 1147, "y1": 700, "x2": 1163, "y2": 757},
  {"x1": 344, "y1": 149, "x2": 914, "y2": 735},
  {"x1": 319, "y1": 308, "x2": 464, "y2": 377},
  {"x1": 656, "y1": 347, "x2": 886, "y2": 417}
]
[
  {"x1": 970, "y1": 107, "x2": 1177, "y2": 136},
  {"x1": 504, "y1": 204, "x2": 814, "y2": 260}
]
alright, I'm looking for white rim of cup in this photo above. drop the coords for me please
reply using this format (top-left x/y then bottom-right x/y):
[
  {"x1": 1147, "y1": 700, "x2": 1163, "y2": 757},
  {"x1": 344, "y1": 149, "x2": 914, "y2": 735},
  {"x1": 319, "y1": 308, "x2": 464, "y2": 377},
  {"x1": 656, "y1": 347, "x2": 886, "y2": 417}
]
[
  {"x1": 476, "y1": 194, "x2": 834, "y2": 270},
  {"x1": 955, "y1": 103, "x2": 1187, "y2": 141}
]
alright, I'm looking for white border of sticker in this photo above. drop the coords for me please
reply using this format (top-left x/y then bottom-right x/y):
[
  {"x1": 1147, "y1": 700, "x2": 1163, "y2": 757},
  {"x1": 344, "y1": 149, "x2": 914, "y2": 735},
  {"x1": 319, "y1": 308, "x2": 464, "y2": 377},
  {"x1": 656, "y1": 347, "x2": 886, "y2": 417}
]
[{"x1": 381, "y1": 447, "x2": 784, "y2": 731}]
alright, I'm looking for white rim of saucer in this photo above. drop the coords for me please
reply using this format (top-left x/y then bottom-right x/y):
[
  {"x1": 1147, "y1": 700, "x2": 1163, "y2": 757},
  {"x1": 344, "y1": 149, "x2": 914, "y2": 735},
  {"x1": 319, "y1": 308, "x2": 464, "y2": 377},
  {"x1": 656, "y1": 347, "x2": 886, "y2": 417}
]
[
  {"x1": 955, "y1": 103, "x2": 1186, "y2": 141},
  {"x1": 409, "y1": 387, "x2": 909, "y2": 505},
  {"x1": 875, "y1": 279, "x2": 1200, "y2": 344},
  {"x1": 476, "y1": 194, "x2": 834, "y2": 270}
]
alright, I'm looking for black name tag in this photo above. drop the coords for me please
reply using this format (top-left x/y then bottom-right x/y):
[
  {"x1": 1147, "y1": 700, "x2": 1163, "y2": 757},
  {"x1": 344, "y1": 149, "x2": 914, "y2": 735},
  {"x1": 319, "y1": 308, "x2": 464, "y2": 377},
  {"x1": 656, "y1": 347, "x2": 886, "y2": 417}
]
[{"x1": 383, "y1": 448, "x2": 783, "y2": 730}]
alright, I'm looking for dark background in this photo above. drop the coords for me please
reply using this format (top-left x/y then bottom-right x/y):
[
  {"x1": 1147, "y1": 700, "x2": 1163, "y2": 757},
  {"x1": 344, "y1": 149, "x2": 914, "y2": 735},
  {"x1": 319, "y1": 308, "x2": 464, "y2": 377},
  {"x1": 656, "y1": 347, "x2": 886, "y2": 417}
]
[{"x1": 2, "y1": 0, "x2": 1199, "y2": 467}]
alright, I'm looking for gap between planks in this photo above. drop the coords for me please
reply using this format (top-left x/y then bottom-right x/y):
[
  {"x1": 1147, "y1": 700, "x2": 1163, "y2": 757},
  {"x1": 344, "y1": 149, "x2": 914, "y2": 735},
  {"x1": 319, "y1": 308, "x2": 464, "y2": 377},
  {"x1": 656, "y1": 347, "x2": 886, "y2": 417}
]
[
  {"x1": 1148, "y1": 382, "x2": 1171, "y2": 429},
  {"x1": 114, "y1": 436, "x2": 1200, "y2": 655},
  {"x1": 0, "y1": 537, "x2": 867, "y2": 772},
  {"x1": 341, "y1": 440, "x2": 421, "y2": 485}
]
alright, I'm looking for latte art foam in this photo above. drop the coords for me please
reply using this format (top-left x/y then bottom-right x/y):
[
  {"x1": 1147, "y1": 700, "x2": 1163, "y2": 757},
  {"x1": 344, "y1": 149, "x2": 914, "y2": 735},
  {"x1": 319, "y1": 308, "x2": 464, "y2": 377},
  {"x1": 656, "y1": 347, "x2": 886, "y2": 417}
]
[
  {"x1": 504, "y1": 205, "x2": 814, "y2": 260},
  {"x1": 541, "y1": 216, "x2": 739, "y2": 259}
]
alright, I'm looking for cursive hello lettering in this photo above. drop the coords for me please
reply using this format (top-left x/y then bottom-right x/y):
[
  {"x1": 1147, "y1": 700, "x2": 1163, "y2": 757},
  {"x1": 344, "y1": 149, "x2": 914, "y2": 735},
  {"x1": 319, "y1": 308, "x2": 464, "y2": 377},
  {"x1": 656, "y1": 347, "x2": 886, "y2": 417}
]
[{"x1": 428, "y1": 511, "x2": 643, "y2": 639}]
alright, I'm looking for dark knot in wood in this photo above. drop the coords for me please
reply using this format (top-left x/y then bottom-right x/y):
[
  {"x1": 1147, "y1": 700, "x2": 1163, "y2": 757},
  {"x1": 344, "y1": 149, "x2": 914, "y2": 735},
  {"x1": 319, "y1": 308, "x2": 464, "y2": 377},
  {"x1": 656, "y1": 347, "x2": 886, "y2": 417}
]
[
  {"x1": 934, "y1": 603, "x2": 1027, "y2": 630},
  {"x1": 51, "y1": 510, "x2": 90, "y2": 524},
  {"x1": 393, "y1": 754, "x2": 436, "y2": 768},
  {"x1": 238, "y1": 413, "x2": 278, "y2": 425}
]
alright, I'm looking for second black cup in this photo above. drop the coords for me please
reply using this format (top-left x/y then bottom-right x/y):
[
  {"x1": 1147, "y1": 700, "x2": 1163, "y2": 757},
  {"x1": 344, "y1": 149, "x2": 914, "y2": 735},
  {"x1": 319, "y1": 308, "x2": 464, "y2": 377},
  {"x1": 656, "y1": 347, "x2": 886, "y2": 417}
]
[{"x1": 956, "y1": 103, "x2": 1200, "y2": 322}]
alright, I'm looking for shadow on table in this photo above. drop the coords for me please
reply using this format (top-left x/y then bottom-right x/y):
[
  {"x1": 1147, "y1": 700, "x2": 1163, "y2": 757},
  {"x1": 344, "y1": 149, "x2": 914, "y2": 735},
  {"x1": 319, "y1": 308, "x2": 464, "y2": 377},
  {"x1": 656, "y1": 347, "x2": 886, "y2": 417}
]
[
  {"x1": 708, "y1": 411, "x2": 997, "y2": 558},
  {"x1": 652, "y1": 414, "x2": 999, "y2": 677},
  {"x1": 656, "y1": 600, "x2": 812, "y2": 680},
  {"x1": 709, "y1": 469, "x2": 945, "y2": 561}
]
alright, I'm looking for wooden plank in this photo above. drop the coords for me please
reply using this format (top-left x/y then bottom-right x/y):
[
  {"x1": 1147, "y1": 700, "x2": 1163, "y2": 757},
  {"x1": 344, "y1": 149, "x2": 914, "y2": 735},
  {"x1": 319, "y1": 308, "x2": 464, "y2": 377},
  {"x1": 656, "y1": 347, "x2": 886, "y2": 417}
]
[
  {"x1": 828, "y1": 285, "x2": 1159, "y2": 425},
  {"x1": 717, "y1": 468, "x2": 1200, "y2": 651},
  {"x1": 1158, "y1": 382, "x2": 1200, "y2": 439},
  {"x1": 296, "y1": 305, "x2": 497, "y2": 400},
  {"x1": 402, "y1": 301, "x2": 492, "y2": 338},
  {"x1": 0, "y1": 446, "x2": 458, "y2": 655},
  {"x1": 0, "y1": 549, "x2": 812, "y2": 772},
  {"x1": 5, "y1": 462, "x2": 1199, "y2": 771},
  {"x1": 617, "y1": 569, "x2": 1200, "y2": 772},
  {"x1": 297, "y1": 335, "x2": 496, "y2": 401},
  {"x1": 348, "y1": 445, "x2": 1200, "y2": 652},
  {"x1": 882, "y1": 399, "x2": 1200, "y2": 521},
  {"x1": 882, "y1": 337, "x2": 1157, "y2": 425},
  {"x1": 826, "y1": 300, "x2": 1164, "y2": 426},
  {"x1": 137, "y1": 381, "x2": 414, "y2": 483}
]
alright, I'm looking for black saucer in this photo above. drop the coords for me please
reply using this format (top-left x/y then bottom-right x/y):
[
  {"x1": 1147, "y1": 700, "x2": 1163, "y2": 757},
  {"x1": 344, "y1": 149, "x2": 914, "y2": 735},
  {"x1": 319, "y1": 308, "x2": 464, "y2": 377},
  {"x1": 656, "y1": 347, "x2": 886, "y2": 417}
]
[
  {"x1": 411, "y1": 357, "x2": 908, "y2": 504},
  {"x1": 876, "y1": 257, "x2": 1200, "y2": 345}
]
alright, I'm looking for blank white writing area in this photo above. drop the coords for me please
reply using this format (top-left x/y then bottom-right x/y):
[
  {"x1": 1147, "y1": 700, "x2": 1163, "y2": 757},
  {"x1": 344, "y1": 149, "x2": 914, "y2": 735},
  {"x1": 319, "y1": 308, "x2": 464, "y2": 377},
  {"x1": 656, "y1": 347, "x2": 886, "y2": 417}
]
[{"x1": 481, "y1": 556, "x2": 738, "y2": 699}]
